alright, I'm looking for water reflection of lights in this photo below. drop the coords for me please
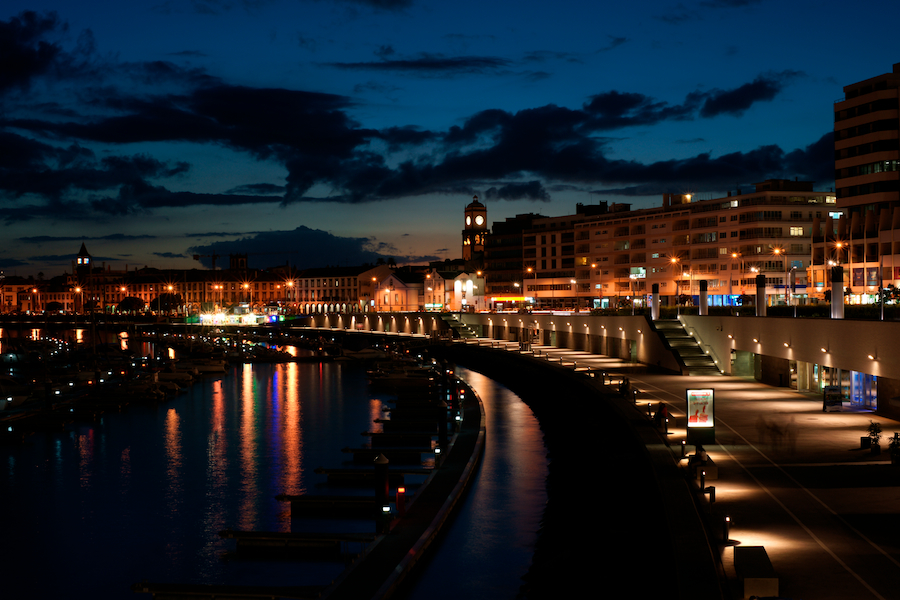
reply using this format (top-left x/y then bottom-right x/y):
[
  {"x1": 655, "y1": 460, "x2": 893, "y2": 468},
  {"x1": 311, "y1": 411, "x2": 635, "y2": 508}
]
[
  {"x1": 239, "y1": 363, "x2": 260, "y2": 530},
  {"x1": 164, "y1": 408, "x2": 183, "y2": 514}
]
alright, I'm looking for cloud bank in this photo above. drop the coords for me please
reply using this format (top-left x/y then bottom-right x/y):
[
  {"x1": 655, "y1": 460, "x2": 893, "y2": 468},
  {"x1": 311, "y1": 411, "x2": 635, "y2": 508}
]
[{"x1": 0, "y1": 10, "x2": 830, "y2": 226}]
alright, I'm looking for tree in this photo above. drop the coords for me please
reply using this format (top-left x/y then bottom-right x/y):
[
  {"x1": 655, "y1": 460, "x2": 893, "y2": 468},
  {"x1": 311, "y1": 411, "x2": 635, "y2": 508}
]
[
  {"x1": 118, "y1": 296, "x2": 145, "y2": 313},
  {"x1": 150, "y1": 293, "x2": 183, "y2": 313}
]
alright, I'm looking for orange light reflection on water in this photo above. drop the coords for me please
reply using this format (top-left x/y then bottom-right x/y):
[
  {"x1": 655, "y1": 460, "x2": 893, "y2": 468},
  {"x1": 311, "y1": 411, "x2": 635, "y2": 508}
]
[
  {"x1": 369, "y1": 398, "x2": 385, "y2": 433},
  {"x1": 203, "y1": 378, "x2": 228, "y2": 536},
  {"x1": 164, "y1": 407, "x2": 183, "y2": 512},
  {"x1": 76, "y1": 429, "x2": 96, "y2": 489},
  {"x1": 239, "y1": 363, "x2": 258, "y2": 531},
  {"x1": 278, "y1": 362, "x2": 303, "y2": 500}
]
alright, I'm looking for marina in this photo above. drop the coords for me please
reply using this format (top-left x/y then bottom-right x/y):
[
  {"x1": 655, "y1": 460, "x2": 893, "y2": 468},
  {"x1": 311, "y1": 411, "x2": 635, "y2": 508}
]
[{"x1": 0, "y1": 327, "x2": 547, "y2": 599}]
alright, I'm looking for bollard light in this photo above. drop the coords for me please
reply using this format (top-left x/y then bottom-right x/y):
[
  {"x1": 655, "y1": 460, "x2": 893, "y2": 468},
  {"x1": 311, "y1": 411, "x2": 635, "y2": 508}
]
[
  {"x1": 700, "y1": 470, "x2": 706, "y2": 490},
  {"x1": 396, "y1": 487, "x2": 407, "y2": 517},
  {"x1": 681, "y1": 440, "x2": 686, "y2": 457},
  {"x1": 723, "y1": 515, "x2": 731, "y2": 544}
]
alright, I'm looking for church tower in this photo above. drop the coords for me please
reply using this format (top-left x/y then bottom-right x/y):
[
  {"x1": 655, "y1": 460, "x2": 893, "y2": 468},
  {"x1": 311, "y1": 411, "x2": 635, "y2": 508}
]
[
  {"x1": 462, "y1": 195, "x2": 487, "y2": 262},
  {"x1": 74, "y1": 242, "x2": 92, "y2": 314},
  {"x1": 75, "y1": 242, "x2": 92, "y2": 277}
]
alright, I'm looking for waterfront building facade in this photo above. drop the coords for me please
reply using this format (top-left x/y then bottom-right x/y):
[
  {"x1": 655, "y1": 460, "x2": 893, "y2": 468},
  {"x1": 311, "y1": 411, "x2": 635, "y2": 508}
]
[
  {"x1": 484, "y1": 213, "x2": 541, "y2": 307},
  {"x1": 568, "y1": 180, "x2": 835, "y2": 309},
  {"x1": 523, "y1": 207, "x2": 591, "y2": 309}
]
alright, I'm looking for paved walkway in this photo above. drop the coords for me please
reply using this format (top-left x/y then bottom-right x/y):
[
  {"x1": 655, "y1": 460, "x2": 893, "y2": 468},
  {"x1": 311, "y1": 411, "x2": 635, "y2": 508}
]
[{"x1": 460, "y1": 338, "x2": 900, "y2": 600}]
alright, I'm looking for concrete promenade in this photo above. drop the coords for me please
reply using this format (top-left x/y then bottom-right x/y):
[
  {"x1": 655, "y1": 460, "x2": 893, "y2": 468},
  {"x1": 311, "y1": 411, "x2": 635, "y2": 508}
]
[{"x1": 459, "y1": 337, "x2": 900, "y2": 600}]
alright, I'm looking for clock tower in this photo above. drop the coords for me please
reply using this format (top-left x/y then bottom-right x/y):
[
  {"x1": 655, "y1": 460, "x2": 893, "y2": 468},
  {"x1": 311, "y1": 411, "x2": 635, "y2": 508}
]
[{"x1": 462, "y1": 195, "x2": 487, "y2": 262}]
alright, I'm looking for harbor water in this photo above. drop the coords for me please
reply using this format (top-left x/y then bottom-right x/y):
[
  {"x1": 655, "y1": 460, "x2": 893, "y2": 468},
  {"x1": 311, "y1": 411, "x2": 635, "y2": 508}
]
[{"x1": 1, "y1": 349, "x2": 548, "y2": 599}]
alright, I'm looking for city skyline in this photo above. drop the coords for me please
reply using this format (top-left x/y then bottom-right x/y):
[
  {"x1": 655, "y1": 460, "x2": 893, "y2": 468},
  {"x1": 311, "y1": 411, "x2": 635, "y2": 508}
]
[{"x1": 0, "y1": 0, "x2": 889, "y2": 276}]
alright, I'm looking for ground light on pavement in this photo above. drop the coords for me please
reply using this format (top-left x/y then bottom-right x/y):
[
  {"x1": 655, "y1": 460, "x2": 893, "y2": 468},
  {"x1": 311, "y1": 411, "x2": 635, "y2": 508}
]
[{"x1": 454, "y1": 338, "x2": 900, "y2": 600}]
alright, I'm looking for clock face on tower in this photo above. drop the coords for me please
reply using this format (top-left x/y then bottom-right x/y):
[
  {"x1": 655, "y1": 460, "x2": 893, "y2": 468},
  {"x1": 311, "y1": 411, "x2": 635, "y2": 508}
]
[
  {"x1": 466, "y1": 216, "x2": 471, "y2": 225},
  {"x1": 475, "y1": 215, "x2": 484, "y2": 226}
]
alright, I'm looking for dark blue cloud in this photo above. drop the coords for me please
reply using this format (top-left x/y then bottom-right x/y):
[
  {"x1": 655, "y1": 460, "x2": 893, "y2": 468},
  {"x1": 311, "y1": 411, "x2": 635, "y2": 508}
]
[
  {"x1": 0, "y1": 11, "x2": 65, "y2": 92},
  {"x1": 699, "y1": 71, "x2": 803, "y2": 117},
  {"x1": 327, "y1": 54, "x2": 512, "y2": 76}
]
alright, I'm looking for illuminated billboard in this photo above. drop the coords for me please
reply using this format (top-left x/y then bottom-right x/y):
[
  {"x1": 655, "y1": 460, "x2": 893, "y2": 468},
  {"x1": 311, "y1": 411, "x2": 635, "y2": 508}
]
[{"x1": 686, "y1": 388, "x2": 715, "y2": 445}]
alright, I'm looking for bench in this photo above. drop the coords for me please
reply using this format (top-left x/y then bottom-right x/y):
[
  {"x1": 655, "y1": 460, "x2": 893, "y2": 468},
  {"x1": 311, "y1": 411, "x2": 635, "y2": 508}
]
[{"x1": 734, "y1": 545, "x2": 778, "y2": 598}]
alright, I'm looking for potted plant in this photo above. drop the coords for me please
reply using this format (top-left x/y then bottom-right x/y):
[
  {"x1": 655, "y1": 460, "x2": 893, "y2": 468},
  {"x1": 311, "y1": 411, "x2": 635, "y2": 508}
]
[
  {"x1": 889, "y1": 433, "x2": 900, "y2": 465},
  {"x1": 867, "y1": 420, "x2": 883, "y2": 455}
]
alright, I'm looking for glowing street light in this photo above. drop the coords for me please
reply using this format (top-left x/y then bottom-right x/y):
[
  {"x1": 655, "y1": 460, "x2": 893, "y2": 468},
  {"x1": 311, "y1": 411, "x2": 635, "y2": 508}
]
[{"x1": 670, "y1": 256, "x2": 681, "y2": 314}]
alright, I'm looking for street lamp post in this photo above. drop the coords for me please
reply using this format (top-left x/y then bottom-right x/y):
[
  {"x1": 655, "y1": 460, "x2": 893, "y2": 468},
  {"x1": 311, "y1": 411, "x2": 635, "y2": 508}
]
[
  {"x1": 629, "y1": 274, "x2": 637, "y2": 315},
  {"x1": 570, "y1": 279, "x2": 576, "y2": 311},
  {"x1": 773, "y1": 247, "x2": 788, "y2": 304},
  {"x1": 790, "y1": 266, "x2": 798, "y2": 317},
  {"x1": 591, "y1": 263, "x2": 601, "y2": 309},
  {"x1": 242, "y1": 283, "x2": 251, "y2": 311},
  {"x1": 670, "y1": 257, "x2": 681, "y2": 315},
  {"x1": 526, "y1": 267, "x2": 536, "y2": 308},
  {"x1": 834, "y1": 240, "x2": 850, "y2": 305},
  {"x1": 683, "y1": 270, "x2": 693, "y2": 309},
  {"x1": 731, "y1": 252, "x2": 744, "y2": 301}
]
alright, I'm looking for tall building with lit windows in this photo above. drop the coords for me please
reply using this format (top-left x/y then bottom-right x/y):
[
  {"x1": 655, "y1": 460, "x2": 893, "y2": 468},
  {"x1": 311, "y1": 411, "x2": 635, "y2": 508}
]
[
  {"x1": 809, "y1": 62, "x2": 900, "y2": 302},
  {"x1": 834, "y1": 63, "x2": 900, "y2": 215}
]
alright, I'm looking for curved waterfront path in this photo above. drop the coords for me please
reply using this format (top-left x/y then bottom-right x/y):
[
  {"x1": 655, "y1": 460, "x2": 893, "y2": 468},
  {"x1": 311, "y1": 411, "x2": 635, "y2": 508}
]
[
  {"x1": 396, "y1": 367, "x2": 549, "y2": 600},
  {"x1": 430, "y1": 341, "x2": 726, "y2": 600}
]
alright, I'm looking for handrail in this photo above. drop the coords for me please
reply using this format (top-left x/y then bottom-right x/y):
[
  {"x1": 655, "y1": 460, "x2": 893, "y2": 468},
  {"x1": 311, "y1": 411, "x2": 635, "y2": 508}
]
[
  {"x1": 682, "y1": 321, "x2": 723, "y2": 372},
  {"x1": 699, "y1": 344, "x2": 723, "y2": 373}
]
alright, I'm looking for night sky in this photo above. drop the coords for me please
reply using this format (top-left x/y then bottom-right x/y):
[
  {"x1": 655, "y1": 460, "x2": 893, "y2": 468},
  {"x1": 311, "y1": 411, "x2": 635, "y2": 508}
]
[{"x1": 0, "y1": 0, "x2": 890, "y2": 275}]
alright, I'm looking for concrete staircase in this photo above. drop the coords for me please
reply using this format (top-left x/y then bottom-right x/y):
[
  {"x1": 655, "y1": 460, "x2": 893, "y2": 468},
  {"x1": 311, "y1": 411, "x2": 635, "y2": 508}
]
[
  {"x1": 653, "y1": 319, "x2": 722, "y2": 376},
  {"x1": 440, "y1": 313, "x2": 478, "y2": 339}
]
